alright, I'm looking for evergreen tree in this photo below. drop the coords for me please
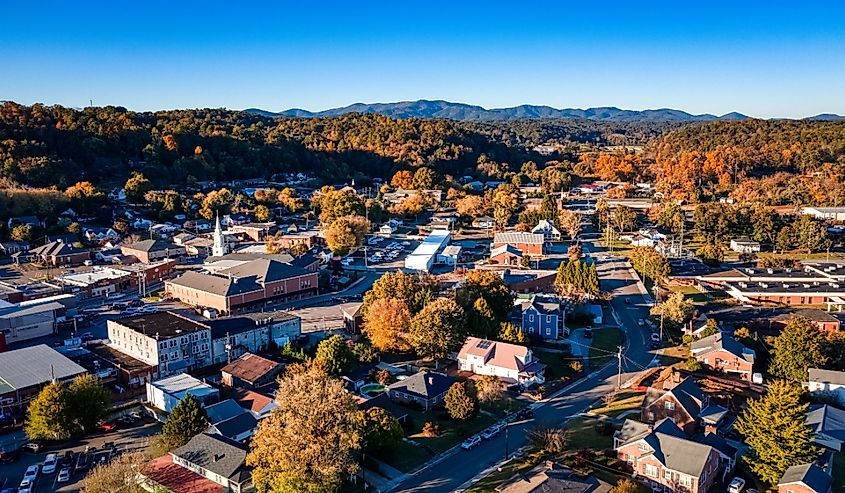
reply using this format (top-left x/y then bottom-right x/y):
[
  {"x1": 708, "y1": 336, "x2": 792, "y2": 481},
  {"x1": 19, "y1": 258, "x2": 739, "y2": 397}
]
[
  {"x1": 735, "y1": 380, "x2": 820, "y2": 485},
  {"x1": 25, "y1": 382, "x2": 73, "y2": 441},
  {"x1": 469, "y1": 297, "x2": 499, "y2": 339},
  {"x1": 161, "y1": 394, "x2": 209, "y2": 450},
  {"x1": 769, "y1": 317, "x2": 829, "y2": 382},
  {"x1": 444, "y1": 382, "x2": 478, "y2": 421}
]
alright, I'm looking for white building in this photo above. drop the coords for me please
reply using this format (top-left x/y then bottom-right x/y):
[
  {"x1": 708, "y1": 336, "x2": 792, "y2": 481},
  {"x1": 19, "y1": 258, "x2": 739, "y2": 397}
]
[
  {"x1": 729, "y1": 237, "x2": 761, "y2": 253},
  {"x1": 437, "y1": 245, "x2": 461, "y2": 267},
  {"x1": 0, "y1": 299, "x2": 64, "y2": 344},
  {"x1": 802, "y1": 207, "x2": 845, "y2": 222},
  {"x1": 457, "y1": 337, "x2": 546, "y2": 386},
  {"x1": 404, "y1": 229, "x2": 451, "y2": 272},
  {"x1": 531, "y1": 219, "x2": 562, "y2": 241},
  {"x1": 808, "y1": 368, "x2": 845, "y2": 405},
  {"x1": 145, "y1": 373, "x2": 219, "y2": 413}
]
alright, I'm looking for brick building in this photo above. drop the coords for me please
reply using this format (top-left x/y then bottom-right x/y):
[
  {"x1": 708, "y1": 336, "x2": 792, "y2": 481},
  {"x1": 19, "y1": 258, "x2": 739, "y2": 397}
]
[
  {"x1": 121, "y1": 239, "x2": 185, "y2": 263},
  {"x1": 641, "y1": 375, "x2": 706, "y2": 434},
  {"x1": 492, "y1": 232, "x2": 545, "y2": 256},
  {"x1": 690, "y1": 332, "x2": 755, "y2": 381}
]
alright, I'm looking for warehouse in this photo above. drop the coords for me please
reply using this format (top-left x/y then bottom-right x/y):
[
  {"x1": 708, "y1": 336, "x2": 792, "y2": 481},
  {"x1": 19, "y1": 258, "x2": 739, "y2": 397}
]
[{"x1": 404, "y1": 229, "x2": 451, "y2": 272}]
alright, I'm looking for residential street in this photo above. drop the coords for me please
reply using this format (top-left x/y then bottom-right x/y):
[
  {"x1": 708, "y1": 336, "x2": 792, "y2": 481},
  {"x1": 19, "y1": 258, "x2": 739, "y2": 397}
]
[{"x1": 392, "y1": 229, "x2": 656, "y2": 493}]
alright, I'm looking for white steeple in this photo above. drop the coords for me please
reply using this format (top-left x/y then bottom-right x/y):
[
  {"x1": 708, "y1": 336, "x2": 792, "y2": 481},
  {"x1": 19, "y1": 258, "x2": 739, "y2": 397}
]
[{"x1": 212, "y1": 212, "x2": 225, "y2": 257}]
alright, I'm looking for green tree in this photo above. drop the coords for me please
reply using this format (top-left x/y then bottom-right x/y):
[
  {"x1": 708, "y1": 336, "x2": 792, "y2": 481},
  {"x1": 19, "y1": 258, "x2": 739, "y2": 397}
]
[
  {"x1": 411, "y1": 167, "x2": 438, "y2": 190},
  {"x1": 776, "y1": 225, "x2": 795, "y2": 252},
  {"x1": 11, "y1": 223, "x2": 33, "y2": 241},
  {"x1": 735, "y1": 380, "x2": 820, "y2": 485},
  {"x1": 791, "y1": 214, "x2": 830, "y2": 253},
  {"x1": 769, "y1": 318, "x2": 829, "y2": 382},
  {"x1": 314, "y1": 187, "x2": 365, "y2": 224},
  {"x1": 650, "y1": 292, "x2": 694, "y2": 328},
  {"x1": 324, "y1": 215, "x2": 370, "y2": 256},
  {"x1": 409, "y1": 298, "x2": 466, "y2": 360},
  {"x1": 67, "y1": 374, "x2": 111, "y2": 433},
  {"x1": 124, "y1": 172, "x2": 151, "y2": 203},
  {"x1": 498, "y1": 322, "x2": 528, "y2": 344},
  {"x1": 25, "y1": 382, "x2": 73, "y2": 441},
  {"x1": 468, "y1": 297, "x2": 499, "y2": 339},
  {"x1": 355, "y1": 407, "x2": 403, "y2": 453},
  {"x1": 613, "y1": 205, "x2": 637, "y2": 232},
  {"x1": 695, "y1": 242, "x2": 724, "y2": 267},
  {"x1": 161, "y1": 394, "x2": 209, "y2": 450},
  {"x1": 444, "y1": 382, "x2": 478, "y2": 421},
  {"x1": 751, "y1": 205, "x2": 778, "y2": 244},
  {"x1": 655, "y1": 203, "x2": 685, "y2": 235},
  {"x1": 629, "y1": 246, "x2": 670, "y2": 284},
  {"x1": 315, "y1": 335, "x2": 355, "y2": 376}
]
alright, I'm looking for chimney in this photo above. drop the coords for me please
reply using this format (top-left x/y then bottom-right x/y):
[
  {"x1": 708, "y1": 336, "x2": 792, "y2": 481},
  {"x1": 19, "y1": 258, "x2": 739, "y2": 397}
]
[
  {"x1": 428, "y1": 376, "x2": 434, "y2": 385},
  {"x1": 213, "y1": 453, "x2": 223, "y2": 462},
  {"x1": 545, "y1": 460, "x2": 557, "y2": 470}
]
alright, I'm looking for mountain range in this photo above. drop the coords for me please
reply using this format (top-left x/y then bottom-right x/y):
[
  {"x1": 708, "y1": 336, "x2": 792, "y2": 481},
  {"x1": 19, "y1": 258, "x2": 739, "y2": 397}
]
[{"x1": 245, "y1": 100, "x2": 845, "y2": 122}]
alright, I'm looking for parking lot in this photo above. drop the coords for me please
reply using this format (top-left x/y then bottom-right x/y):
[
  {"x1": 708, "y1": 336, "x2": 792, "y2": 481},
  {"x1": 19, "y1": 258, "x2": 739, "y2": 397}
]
[
  {"x1": 341, "y1": 235, "x2": 419, "y2": 270},
  {"x1": 0, "y1": 416, "x2": 160, "y2": 493}
]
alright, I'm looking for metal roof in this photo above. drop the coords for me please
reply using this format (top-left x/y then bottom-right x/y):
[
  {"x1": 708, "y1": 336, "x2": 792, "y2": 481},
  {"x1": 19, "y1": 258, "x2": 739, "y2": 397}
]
[{"x1": 0, "y1": 345, "x2": 86, "y2": 392}]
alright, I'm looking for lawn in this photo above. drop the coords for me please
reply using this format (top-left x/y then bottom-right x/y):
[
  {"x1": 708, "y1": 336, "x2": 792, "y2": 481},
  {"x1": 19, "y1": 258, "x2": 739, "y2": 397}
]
[
  {"x1": 566, "y1": 416, "x2": 614, "y2": 451},
  {"x1": 659, "y1": 344, "x2": 689, "y2": 367},
  {"x1": 669, "y1": 284, "x2": 709, "y2": 303},
  {"x1": 535, "y1": 349, "x2": 579, "y2": 381},
  {"x1": 481, "y1": 396, "x2": 524, "y2": 417},
  {"x1": 590, "y1": 390, "x2": 645, "y2": 417},
  {"x1": 463, "y1": 451, "x2": 547, "y2": 493},
  {"x1": 379, "y1": 439, "x2": 433, "y2": 473},
  {"x1": 588, "y1": 327, "x2": 623, "y2": 369}
]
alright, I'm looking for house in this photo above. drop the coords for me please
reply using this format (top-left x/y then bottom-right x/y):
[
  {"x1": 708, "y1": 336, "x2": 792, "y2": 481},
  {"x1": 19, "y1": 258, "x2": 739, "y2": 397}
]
[
  {"x1": 0, "y1": 345, "x2": 87, "y2": 411},
  {"x1": 772, "y1": 309, "x2": 841, "y2": 332},
  {"x1": 531, "y1": 219, "x2": 562, "y2": 241},
  {"x1": 84, "y1": 227, "x2": 120, "y2": 243},
  {"x1": 807, "y1": 368, "x2": 845, "y2": 405},
  {"x1": 387, "y1": 371, "x2": 454, "y2": 411},
  {"x1": 457, "y1": 337, "x2": 546, "y2": 386},
  {"x1": 145, "y1": 373, "x2": 219, "y2": 414},
  {"x1": 230, "y1": 222, "x2": 277, "y2": 242},
  {"x1": 500, "y1": 269, "x2": 558, "y2": 293},
  {"x1": 496, "y1": 462, "x2": 606, "y2": 493},
  {"x1": 0, "y1": 241, "x2": 30, "y2": 255},
  {"x1": 223, "y1": 213, "x2": 252, "y2": 226},
  {"x1": 205, "y1": 399, "x2": 258, "y2": 442},
  {"x1": 489, "y1": 244, "x2": 524, "y2": 266},
  {"x1": 641, "y1": 374, "x2": 706, "y2": 434},
  {"x1": 231, "y1": 388, "x2": 278, "y2": 419},
  {"x1": 472, "y1": 215, "x2": 496, "y2": 229},
  {"x1": 170, "y1": 433, "x2": 253, "y2": 493},
  {"x1": 7, "y1": 216, "x2": 43, "y2": 230},
  {"x1": 519, "y1": 296, "x2": 566, "y2": 340},
  {"x1": 25, "y1": 240, "x2": 90, "y2": 266},
  {"x1": 379, "y1": 223, "x2": 397, "y2": 236},
  {"x1": 690, "y1": 332, "x2": 755, "y2": 381},
  {"x1": 221, "y1": 353, "x2": 285, "y2": 389},
  {"x1": 614, "y1": 418, "x2": 723, "y2": 493},
  {"x1": 108, "y1": 312, "x2": 213, "y2": 378},
  {"x1": 493, "y1": 232, "x2": 545, "y2": 256},
  {"x1": 120, "y1": 239, "x2": 185, "y2": 263},
  {"x1": 342, "y1": 303, "x2": 364, "y2": 333},
  {"x1": 729, "y1": 237, "x2": 761, "y2": 253},
  {"x1": 165, "y1": 258, "x2": 318, "y2": 315},
  {"x1": 778, "y1": 463, "x2": 832, "y2": 493},
  {"x1": 806, "y1": 404, "x2": 845, "y2": 452}
]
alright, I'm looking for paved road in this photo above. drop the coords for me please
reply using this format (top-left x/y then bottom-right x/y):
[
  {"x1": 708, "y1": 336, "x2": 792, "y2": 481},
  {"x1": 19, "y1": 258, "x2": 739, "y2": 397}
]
[{"x1": 392, "y1": 230, "x2": 656, "y2": 493}]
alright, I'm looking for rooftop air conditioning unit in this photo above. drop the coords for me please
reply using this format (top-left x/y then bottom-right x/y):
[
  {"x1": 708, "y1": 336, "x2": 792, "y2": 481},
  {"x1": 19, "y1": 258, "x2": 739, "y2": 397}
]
[
  {"x1": 760, "y1": 283, "x2": 768, "y2": 288},
  {"x1": 766, "y1": 268, "x2": 774, "y2": 274}
]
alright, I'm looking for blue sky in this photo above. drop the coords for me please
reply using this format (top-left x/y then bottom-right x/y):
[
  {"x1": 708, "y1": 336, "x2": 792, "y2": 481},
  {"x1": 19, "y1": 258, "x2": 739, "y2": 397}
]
[{"x1": 1, "y1": 1, "x2": 843, "y2": 118}]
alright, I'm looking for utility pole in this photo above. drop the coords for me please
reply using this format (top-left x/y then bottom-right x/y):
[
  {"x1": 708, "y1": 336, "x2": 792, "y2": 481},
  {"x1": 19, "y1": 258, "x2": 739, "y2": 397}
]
[{"x1": 616, "y1": 345, "x2": 623, "y2": 390}]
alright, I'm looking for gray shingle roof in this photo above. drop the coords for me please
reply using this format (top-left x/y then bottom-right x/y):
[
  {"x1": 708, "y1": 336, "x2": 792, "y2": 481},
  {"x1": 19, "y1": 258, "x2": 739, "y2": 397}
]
[
  {"x1": 171, "y1": 433, "x2": 249, "y2": 481},
  {"x1": 806, "y1": 404, "x2": 845, "y2": 446},
  {"x1": 0, "y1": 345, "x2": 87, "y2": 392},
  {"x1": 809, "y1": 367, "x2": 845, "y2": 386},
  {"x1": 645, "y1": 419, "x2": 715, "y2": 477},
  {"x1": 643, "y1": 377, "x2": 705, "y2": 420},
  {"x1": 779, "y1": 463, "x2": 832, "y2": 492},
  {"x1": 29, "y1": 240, "x2": 83, "y2": 257},
  {"x1": 388, "y1": 371, "x2": 454, "y2": 400},
  {"x1": 690, "y1": 332, "x2": 754, "y2": 363},
  {"x1": 123, "y1": 239, "x2": 178, "y2": 253},
  {"x1": 212, "y1": 412, "x2": 258, "y2": 440}
]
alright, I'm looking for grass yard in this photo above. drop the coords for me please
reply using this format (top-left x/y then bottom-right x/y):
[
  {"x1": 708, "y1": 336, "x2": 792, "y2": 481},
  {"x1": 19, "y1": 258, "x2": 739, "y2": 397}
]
[
  {"x1": 590, "y1": 390, "x2": 645, "y2": 417},
  {"x1": 566, "y1": 416, "x2": 614, "y2": 451},
  {"x1": 535, "y1": 349, "x2": 579, "y2": 381},
  {"x1": 589, "y1": 327, "x2": 623, "y2": 369},
  {"x1": 481, "y1": 396, "x2": 523, "y2": 417},
  {"x1": 379, "y1": 439, "x2": 433, "y2": 473},
  {"x1": 659, "y1": 344, "x2": 689, "y2": 367},
  {"x1": 407, "y1": 411, "x2": 498, "y2": 454},
  {"x1": 669, "y1": 284, "x2": 709, "y2": 303}
]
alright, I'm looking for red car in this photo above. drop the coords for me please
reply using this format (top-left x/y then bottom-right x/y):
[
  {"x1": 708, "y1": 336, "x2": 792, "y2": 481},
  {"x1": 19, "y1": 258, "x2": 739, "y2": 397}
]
[{"x1": 96, "y1": 420, "x2": 118, "y2": 432}]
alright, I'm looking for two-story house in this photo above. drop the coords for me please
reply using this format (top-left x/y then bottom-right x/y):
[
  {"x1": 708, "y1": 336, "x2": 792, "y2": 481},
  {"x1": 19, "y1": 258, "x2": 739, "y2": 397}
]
[
  {"x1": 641, "y1": 374, "x2": 706, "y2": 435},
  {"x1": 457, "y1": 337, "x2": 546, "y2": 386},
  {"x1": 807, "y1": 368, "x2": 845, "y2": 406},
  {"x1": 169, "y1": 433, "x2": 252, "y2": 493},
  {"x1": 519, "y1": 296, "x2": 567, "y2": 340},
  {"x1": 778, "y1": 463, "x2": 833, "y2": 493},
  {"x1": 690, "y1": 332, "x2": 755, "y2": 381},
  {"x1": 531, "y1": 219, "x2": 562, "y2": 241},
  {"x1": 615, "y1": 419, "x2": 723, "y2": 493}
]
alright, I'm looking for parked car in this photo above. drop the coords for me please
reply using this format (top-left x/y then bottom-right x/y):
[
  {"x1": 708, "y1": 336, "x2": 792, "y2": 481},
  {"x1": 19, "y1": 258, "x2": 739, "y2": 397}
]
[
  {"x1": 728, "y1": 477, "x2": 746, "y2": 493},
  {"x1": 18, "y1": 479, "x2": 33, "y2": 493},
  {"x1": 583, "y1": 328, "x2": 593, "y2": 339},
  {"x1": 42, "y1": 453, "x2": 59, "y2": 474},
  {"x1": 22, "y1": 442, "x2": 42, "y2": 453},
  {"x1": 650, "y1": 333, "x2": 661, "y2": 343},
  {"x1": 140, "y1": 305, "x2": 158, "y2": 313},
  {"x1": 57, "y1": 467, "x2": 72, "y2": 483},
  {"x1": 461, "y1": 436, "x2": 481, "y2": 450},
  {"x1": 80, "y1": 332, "x2": 94, "y2": 341},
  {"x1": 637, "y1": 319, "x2": 645, "y2": 327},
  {"x1": 61, "y1": 450, "x2": 76, "y2": 467},
  {"x1": 96, "y1": 420, "x2": 118, "y2": 432},
  {"x1": 481, "y1": 426, "x2": 501, "y2": 440},
  {"x1": 0, "y1": 448, "x2": 20, "y2": 464},
  {"x1": 23, "y1": 464, "x2": 39, "y2": 482}
]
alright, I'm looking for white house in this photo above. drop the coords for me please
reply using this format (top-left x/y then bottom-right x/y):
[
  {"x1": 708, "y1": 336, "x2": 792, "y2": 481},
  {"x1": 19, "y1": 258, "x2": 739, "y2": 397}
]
[
  {"x1": 802, "y1": 207, "x2": 845, "y2": 222},
  {"x1": 145, "y1": 373, "x2": 219, "y2": 414},
  {"x1": 808, "y1": 368, "x2": 845, "y2": 405},
  {"x1": 457, "y1": 337, "x2": 546, "y2": 386},
  {"x1": 729, "y1": 237, "x2": 761, "y2": 254},
  {"x1": 531, "y1": 219, "x2": 562, "y2": 241},
  {"x1": 472, "y1": 216, "x2": 496, "y2": 229},
  {"x1": 379, "y1": 223, "x2": 396, "y2": 236}
]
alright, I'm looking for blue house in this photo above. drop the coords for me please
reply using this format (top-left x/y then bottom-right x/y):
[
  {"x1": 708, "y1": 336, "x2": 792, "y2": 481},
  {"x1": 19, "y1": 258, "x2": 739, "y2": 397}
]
[{"x1": 519, "y1": 296, "x2": 567, "y2": 340}]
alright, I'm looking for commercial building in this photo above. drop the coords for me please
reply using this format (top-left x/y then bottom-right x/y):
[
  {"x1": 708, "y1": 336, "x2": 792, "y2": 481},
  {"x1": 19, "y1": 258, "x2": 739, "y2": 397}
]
[
  {"x1": 0, "y1": 345, "x2": 87, "y2": 411},
  {"x1": 120, "y1": 239, "x2": 185, "y2": 263},
  {"x1": 729, "y1": 237, "x2": 761, "y2": 253},
  {"x1": 492, "y1": 232, "x2": 544, "y2": 256},
  {"x1": 165, "y1": 258, "x2": 317, "y2": 315},
  {"x1": 404, "y1": 229, "x2": 451, "y2": 272},
  {"x1": 221, "y1": 353, "x2": 285, "y2": 389},
  {"x1": 801, "y1": 207, "x2": 845, "y2": 222},
  {"x1": 207, "y1": 310, "x2": 301, "y2": 364},
  {"x1": 0, "y1": 299, "x2": 65, "y2": 345},
  {"x1": 145, "y1": 373, "x2": 219, "y2": 413}
]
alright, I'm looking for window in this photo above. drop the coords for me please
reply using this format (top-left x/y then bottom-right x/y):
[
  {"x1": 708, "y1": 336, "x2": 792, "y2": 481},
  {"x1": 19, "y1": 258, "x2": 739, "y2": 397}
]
[
  {"x1": 546, "y1": 326, "x2": 551, "y2": 336},
  {"x1": 664, "y1": 469, "x2": 672, "y2": 480},
  {"x1": 546, "y1": 315, "x2": 551, "y2": 322},
  {"x1": 678, "y1": 475, "x2": 692, "y2": 488},
  {"x1": 648, "y1": 411, "x2": 654, "y2": 421},
  {"x1": 638, "y1": 443, "x2": 648, "y2": 452},
  {"x1": 644, "y1": 464, "x2": 658, "y2": 477},
  {"x1": 664, "y1": 401, "x2": 675, "y2": 410},
  {"x1": 529, "y1": 315, "x2": 534, "y2": 322}
]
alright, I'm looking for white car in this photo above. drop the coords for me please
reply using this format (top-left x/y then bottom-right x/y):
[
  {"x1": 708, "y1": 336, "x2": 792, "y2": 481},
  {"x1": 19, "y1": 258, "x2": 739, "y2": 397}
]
[
  {"x1": 461, "y1": 436, "x2": 481, "y2": 450},
  {"x1": 728, "y1": 477, "x2": 746, "y2": 493},
  {"x1": 23, "y1": 464, "x2": 39, "y2": 482},
  {"x1": 42, "y1": 453, "x2": 59, "y2": 474},
  {"x1": 57, "y1": 467, "x2": 71, "y2": 483},
  {"x1": 18, "y1": 479, "x2": 33, "y2": 493},
  {"x1": 650, "y1": 333, "x2": 661, "y2": 342}
]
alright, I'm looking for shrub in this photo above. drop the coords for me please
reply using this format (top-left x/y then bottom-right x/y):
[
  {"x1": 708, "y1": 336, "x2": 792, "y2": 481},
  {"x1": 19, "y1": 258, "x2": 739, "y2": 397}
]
[
  {"x1": 422, "y1": 421, "x2": 442, "y2": 437},
  {"x1": 569, "y1": 360, "x2": 583, "y2": 373},
  {"x1": 686, "y1": 357, "x2": 703, "y2": 372}
]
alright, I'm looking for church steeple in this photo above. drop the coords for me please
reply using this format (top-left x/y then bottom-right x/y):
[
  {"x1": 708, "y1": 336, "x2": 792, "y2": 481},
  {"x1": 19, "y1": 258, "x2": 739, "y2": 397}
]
[{"x1": 212, "y1": 212, "x2": 225, "y2": 257}]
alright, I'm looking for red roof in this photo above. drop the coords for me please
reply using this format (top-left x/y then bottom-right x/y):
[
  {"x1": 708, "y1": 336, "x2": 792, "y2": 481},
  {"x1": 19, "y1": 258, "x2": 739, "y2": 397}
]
[
  {"x1": 231, "y1": 388, "x2": 275, "y2": 414},
  {"x1": 145, "y1": 455, "x2": 225, "y2": 493}
]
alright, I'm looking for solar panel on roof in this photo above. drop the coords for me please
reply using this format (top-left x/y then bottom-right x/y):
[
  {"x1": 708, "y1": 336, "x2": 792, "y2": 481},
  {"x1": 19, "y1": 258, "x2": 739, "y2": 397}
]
[{"x1": 476, "y1": 339, "x2": 492, "y2": 349}]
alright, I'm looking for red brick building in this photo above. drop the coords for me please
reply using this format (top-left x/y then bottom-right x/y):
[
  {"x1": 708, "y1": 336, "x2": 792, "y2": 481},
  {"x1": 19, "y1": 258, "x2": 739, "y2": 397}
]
[
  {"x1": 492, "y1": 232, "x2": 544, "y2": 256},
  {"x1": 489, "y1": 244, "x2": 523, "y2": 265},
  {"x1": 772, "y1": 309, "x2": 841, "y2": 332},
  {"x1": 615, "y1": 419, "x2": 723, "y2": 493},
  {"x1": 778, "y1": 463, "x2": 832, "y2": 493},
  {"x1": 690, "y1": 332, "x2": 755, "y2": 381},
  {"x1": 641, "y1": 375, "x2": 705, "y2": 435},
  {"x1": 121, "y1": 239, "x2": 185, "y2": 264},
  {"x1": 25, "y1": 240, "x2": 90, "y2": 266}
]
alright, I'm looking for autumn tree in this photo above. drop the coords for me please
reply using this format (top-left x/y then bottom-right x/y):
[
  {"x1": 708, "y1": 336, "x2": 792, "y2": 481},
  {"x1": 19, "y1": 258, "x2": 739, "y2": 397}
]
[
  {"x1": 412, "y1": 167, "x2": 438, "y2": 190},
  {"x1": 456, "y1": 194, "x2": 486, "y2": 219},
  {"x1": 558, "y1": 209, "x2": 581, "y2": 239},
  {"x1": 355, "y1": 407, "x2": 403, "y2": 454},
  {"x1": 314, "y1": 187, "x2": 365, "y2": 224},
  {"x1": 650, "y1": 292, "x2": 694, "y2": 328},
  {"x1": 391, "y1": 170, "x2": 414, "y2": 189},
  {"x1": 769, "y1": 318, "x2": 829, "y2": 382},
  {"x1": 696, "y1": 242, "x2": 724, "y2": 267},
  {"x1": 409, "y1": 298, "x2": 466, "y2": 360},
  {"x1": 735, "y1": 380, "x2": 820, "y2": 485},
  {"x1": 475, "y1": 375, "x2": 504, "y2": 403},
  {"x1": 11, "y1": 223, "x2": 33, "y2": 241},
  {"x1": 390, "y1": 194, "x2": 428, "y2": 217},
  {"x1": 457, "y1": 270, "x2": 515, "y2": 323},
  {"x1": 65, "y1": 181, "x2": 106, "y2": 213},
  {"x1": 498, "y1": 322, "x2": 528, "y2": 344},
  {"x1": 324, "y1": 214, "x2": 370, "y2": 256},
  {"x1": 248, "y1": 364, "x2": 360, "y2": 493},
  {"x1": 444, "y1": 381, "x2": 478, "y2": 420},
  {"x1": 81, "y1": 451, "x2": 150, "y2": 493},
  {"x1": 629, "y1": 246, "x2": 669, "y2": 285},
  {"x1": 160, "y1": 394, "x2": 209, "y2": 450},
  {"x1": 199, "y1": 188, "x2": 234, "y2": 219},
  {"x1": 609, "y1": 478, "x2": 641, "y2": 493},
  {"x1": 314, "y1": 335, "x2": 355, "y2": 376},
  {"x1": 362, "y1": 270, "x2": 436, "y2": 315},
  {"x1": 362, "y1": 298, "x2": 412, "y2": 352},
  {"x1": 254, "y1": 205, "x2": 271, "y2": 222},
  {"x1": 25, "y1": 382, "x2": 73, "y2": 441},
  {"x1": 124, "y1": 172, "x2": 151, "y2": 203}
]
